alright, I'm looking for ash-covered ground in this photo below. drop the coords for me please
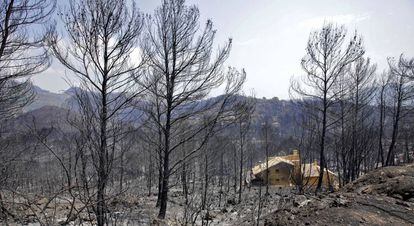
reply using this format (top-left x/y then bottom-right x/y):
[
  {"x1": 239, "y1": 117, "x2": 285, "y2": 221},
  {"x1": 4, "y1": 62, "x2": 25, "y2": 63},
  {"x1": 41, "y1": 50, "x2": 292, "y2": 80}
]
[{"x1": 1, "y1": 164, "x2": 413, "y2": 225}]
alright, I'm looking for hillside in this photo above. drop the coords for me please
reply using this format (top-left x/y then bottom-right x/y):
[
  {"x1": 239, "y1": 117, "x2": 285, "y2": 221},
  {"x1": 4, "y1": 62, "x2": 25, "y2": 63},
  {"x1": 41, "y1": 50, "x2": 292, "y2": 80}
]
[
  {"x1": 23, "y1": 86, "x2": 301, "y2": 138},
  {"x1": 23, "y1": 86, "x2": 70, "y2": 112},
  {"x1": 263, "y1": 164, "x2": 414, "y2": 225}
]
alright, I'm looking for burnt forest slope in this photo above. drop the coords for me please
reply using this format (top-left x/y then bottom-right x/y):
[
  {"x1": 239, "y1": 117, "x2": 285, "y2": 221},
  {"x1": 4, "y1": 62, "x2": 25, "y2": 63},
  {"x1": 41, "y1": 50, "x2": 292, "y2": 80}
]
[{"x1": 264, "y1": 164, "x2": 414, "y2": 226}]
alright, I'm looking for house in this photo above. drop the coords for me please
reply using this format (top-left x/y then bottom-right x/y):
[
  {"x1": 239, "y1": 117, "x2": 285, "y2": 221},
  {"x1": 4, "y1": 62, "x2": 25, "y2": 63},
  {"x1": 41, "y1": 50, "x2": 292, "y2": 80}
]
[
  {"x1": 249, "y1": 156, "x2": 295, "y2": 186},
  {"x1": 247, "y1": 150, "x2": 338, "y2": 189},
  {"x1": 297, "y1": 161, "x2": 338, "y2": 188}
]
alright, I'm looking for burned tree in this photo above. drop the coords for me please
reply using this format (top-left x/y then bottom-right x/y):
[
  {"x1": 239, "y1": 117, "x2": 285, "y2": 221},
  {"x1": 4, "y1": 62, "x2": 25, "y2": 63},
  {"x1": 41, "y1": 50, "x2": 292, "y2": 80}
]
[
  {"x1": 260, "y1": 118, "x2": 273, "y2": 196},
  {"x1": 385, "y1": 55, "x2": 414, "y2": 166},
  {"x1": 0, "y1": 0, "x2": 55, "y2": 120},
  {"x1": 0, "y1": 0, "x2": 54, "y2": 220},
  {"x1": 341, "y1": 57, "x2": 377, "y2": 182},
  {"x1": 330, "y1": 56, "x2": 377, "y2": 185},
  {"x1": 235, "y1": 95, "x2": 255, "y2": 203},
  {"x1": 376, "y1": 71, "x2": 391, "y2": 167},
  {"x1": 48, "y1": 0, "x2": 145, "y2": 225},
  {"x1": 290, "y1": 23, "x2": 364, "y2": 191},
  {"x1": 140, "y1": 0, "x2": 246, "y2": 218}
]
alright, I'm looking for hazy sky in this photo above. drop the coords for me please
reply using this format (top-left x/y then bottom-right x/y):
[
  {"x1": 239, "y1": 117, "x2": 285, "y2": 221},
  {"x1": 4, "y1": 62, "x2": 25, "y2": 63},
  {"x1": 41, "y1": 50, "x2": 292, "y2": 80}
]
[{"x1": 33, "y1": 0, "x2": 414, "y2": 99}]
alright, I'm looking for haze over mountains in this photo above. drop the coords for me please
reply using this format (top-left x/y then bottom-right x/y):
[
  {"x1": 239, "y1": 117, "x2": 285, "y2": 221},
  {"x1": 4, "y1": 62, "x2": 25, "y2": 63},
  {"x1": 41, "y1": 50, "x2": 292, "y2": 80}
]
[
  {"x1": 19, "y1": 85, "x2": 299, "y2": 141},
  {"x1": 25, "y1": 86, "x2": 72, "y2": 112}
]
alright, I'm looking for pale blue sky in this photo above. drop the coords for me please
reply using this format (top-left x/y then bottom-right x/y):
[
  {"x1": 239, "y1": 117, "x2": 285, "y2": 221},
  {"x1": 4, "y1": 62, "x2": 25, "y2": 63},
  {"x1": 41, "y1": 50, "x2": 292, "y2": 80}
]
[{"x1": 33, "y1": 0, "x2": 414, "y2": 99}]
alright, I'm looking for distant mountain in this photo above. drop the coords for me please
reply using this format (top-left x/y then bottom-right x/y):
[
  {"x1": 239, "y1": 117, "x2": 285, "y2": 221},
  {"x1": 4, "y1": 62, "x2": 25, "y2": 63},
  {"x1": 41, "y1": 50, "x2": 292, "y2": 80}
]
[
  {"x1": 24, "y1": 86, "x2": 70, "y2": 112},
  {"x1": 2, "y1": 105, "x2": 76, "y2": 138},
  {"x1": 252, "y1": 97, "x2": 301, "y2": 136},
  {"x1": 20, "y1": 105, "x2": 72, "y2": 126},
  {"x1": 23, "y1": 86, "x2": 301, "y2": 138}
]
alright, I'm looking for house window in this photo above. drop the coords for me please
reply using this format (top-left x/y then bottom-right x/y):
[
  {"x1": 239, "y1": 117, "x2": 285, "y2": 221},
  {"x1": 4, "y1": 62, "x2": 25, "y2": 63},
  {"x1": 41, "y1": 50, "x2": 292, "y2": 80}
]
[{"x1": 275, "y1": 169, "x2": 279, "y2": 173}]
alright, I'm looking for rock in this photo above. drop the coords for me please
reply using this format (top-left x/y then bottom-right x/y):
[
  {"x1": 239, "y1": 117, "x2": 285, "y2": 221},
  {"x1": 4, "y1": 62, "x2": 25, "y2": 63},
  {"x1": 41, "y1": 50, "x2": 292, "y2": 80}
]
[
  {"x1": 391, "y1": 193, "x2": 404, "y2": 200},
  {"x1": 290, "y1": 208, "x2": 299, "y2": 214},
  {"x1": 395, "y1": 200, "x2": 411, "y2": 207},
  {"x1": 345, "y1": 164, "x2": 414, "y2": 201},
  {"x1": 333, "y1": 197, "x2": 348, "y2": 207},
  {"x1": 315, "y1": 199, "x2": 330, "y2": 210},
  {"x1": 293, "y1": 195, "x2": 310, "y2": 207},
  {"x1": 57, "y1": 218, "x2": 67, "y2": 225}
]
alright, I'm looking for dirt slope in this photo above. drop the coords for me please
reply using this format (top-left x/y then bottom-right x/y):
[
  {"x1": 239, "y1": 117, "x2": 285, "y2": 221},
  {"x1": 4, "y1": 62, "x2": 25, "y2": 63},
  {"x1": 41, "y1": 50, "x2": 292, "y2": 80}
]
[{"x1": 264, "y1": 164, "x2": 414, "y2": 226}]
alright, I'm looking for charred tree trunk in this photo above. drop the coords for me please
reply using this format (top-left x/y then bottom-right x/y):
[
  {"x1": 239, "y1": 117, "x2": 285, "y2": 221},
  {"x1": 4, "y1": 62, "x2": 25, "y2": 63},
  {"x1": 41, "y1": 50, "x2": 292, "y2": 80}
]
[
  {"x1": 316, "y1": 90, "x2": 328, "y2": 192},
  {"x1": 377, "y1": 85, "x2": 386, "y2": 167},
  {"x1": 386, "y1": 74, "x2": 404, "y2": 166}
]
